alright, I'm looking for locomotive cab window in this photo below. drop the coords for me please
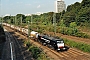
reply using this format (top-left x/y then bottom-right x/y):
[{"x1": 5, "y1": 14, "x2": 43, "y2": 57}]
[{"x1": 56, "y1": 40, "x2": 64, "y2": 44}]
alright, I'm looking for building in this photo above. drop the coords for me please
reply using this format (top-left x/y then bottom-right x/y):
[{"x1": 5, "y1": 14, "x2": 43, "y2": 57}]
[
  {"x1": 25, "y1": 12, "x2": 43, "y2": 16},
  {"x1": 36, "y1": 12, "x2": 43, "y2": 15},
  {"x1": 55, "y1": 0, "x2": 66, "y2": 13},
  {"x1": 25, "y1": 14, "x2": 32, "y2": 16}
]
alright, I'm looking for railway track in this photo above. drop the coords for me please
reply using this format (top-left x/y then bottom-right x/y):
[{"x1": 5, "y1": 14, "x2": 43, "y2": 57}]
[
  {"x1": 4, "y1": 25, "x2": 90, "y2": 60},
  {"x1": 2, "y1": 28, "x2": 34, "y2": 60},
  {"x1": 3, "y1": 29, "x2": 25, "y2": 60}
]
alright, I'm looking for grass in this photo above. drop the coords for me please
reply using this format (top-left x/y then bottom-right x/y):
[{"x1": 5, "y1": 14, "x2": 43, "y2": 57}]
[{"x1": 64, "y1": 38, "x2": 90, "y2": 53}]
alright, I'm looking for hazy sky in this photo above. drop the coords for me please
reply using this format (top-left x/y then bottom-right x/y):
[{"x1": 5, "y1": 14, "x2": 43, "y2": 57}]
[{"x1": 0, "y1": 0, "x2": 82, "y2": 16}]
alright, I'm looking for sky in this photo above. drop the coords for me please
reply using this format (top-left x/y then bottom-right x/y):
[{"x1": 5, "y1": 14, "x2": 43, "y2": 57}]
[{"x1": 0, "y1": 0, "x2": 82, "y2": 16}]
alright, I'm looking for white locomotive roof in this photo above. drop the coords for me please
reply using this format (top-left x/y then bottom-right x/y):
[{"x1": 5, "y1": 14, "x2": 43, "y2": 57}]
[{"x1": 31, "y1": 31, "x2": 38, "y2": 34}]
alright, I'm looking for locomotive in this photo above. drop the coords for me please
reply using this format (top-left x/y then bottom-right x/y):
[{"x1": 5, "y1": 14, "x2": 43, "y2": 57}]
[
  {"x1": 38, "y1": 35, "x2": 66, "y2": 51},
  {"x1": 3, "y1": 23, "x2": 67, "y2": 51}
]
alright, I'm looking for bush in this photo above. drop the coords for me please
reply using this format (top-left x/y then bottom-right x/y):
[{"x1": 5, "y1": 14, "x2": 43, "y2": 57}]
[
  {"x1": 37, "y1": 29, "x2": 43, "y2": 33},
  {"x1": 59, "y1": 26, "x2": 89, "y2": 39},
  {"x1": 75, "y1": 32, "x2": 89, "y2": 38},
  {"x1": 27, "y1": 44, "x2": 50, "y2": 60},
  {"x1": 37, "y1": 52, "x2": 50, "y2": 60},
  {"x1": 29, "y1": 46, "x2": 41, "y2": 59},
  {"x1": 24, "y1": 41, "x2": 31, "y2": 47}
]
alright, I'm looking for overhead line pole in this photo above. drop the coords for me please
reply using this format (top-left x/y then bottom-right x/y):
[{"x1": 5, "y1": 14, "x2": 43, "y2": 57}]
[
  {"x1": 31, "y1": 14, "x2": 33, "y2": 31},
  {"x1": 1, "y1": 17, "x2": 2, "y2": 25},
  {"x1": 53, "y1": 13, "x2": 56, "y2": 37},
  {"x1": 28, "y1": 21, "x2": 30, "y2": 41},
  {"x1": 0, "y1": 0, "x2": 2, "y2": 24},
  {"x1": 20, "y1": 14, "x2": 22, "y2": 31}
]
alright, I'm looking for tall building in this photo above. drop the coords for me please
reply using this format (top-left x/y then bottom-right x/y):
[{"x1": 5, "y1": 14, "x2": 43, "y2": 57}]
[{"x1": 55, "y1": 0, "x2": 66, "y2": 13}]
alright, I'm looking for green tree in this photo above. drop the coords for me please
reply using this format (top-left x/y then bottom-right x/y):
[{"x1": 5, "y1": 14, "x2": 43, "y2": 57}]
[
  {"x1": 63, "y1": 11, "x2": 76, "y2": 26},
  {"x1": 69, "y1": 22, "x2": 78, "y2": 35},
  {"x1": 16, "y1": 14, "x2": 26, "y2": 25},
  {"x1": 25, "y1": 16, "x2": 31, "y2": 24},
  {"x1": 81, "y1": 0, "x2": 90, "y2": 7},
  {"x1": 70, "y1": 22, "x2": 77, "y2": 28}
]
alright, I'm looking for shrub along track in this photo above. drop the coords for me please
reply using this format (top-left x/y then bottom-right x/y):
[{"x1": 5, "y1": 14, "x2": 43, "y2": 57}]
[
  {"x1": 4, "y1": 26, "x2": 90, "y2": 60},
  {"x1": 79, "y1": 27, "x2": 90, "y2": 36}
]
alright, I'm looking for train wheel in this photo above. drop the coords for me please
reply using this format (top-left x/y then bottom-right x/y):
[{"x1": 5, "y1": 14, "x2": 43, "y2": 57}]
[
  {"x1": 51, "y1": 46, "x2": 55, "y2": 50},
  {"x1": 42, "y1": 43, "x2": 46, "y2": 46}
]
